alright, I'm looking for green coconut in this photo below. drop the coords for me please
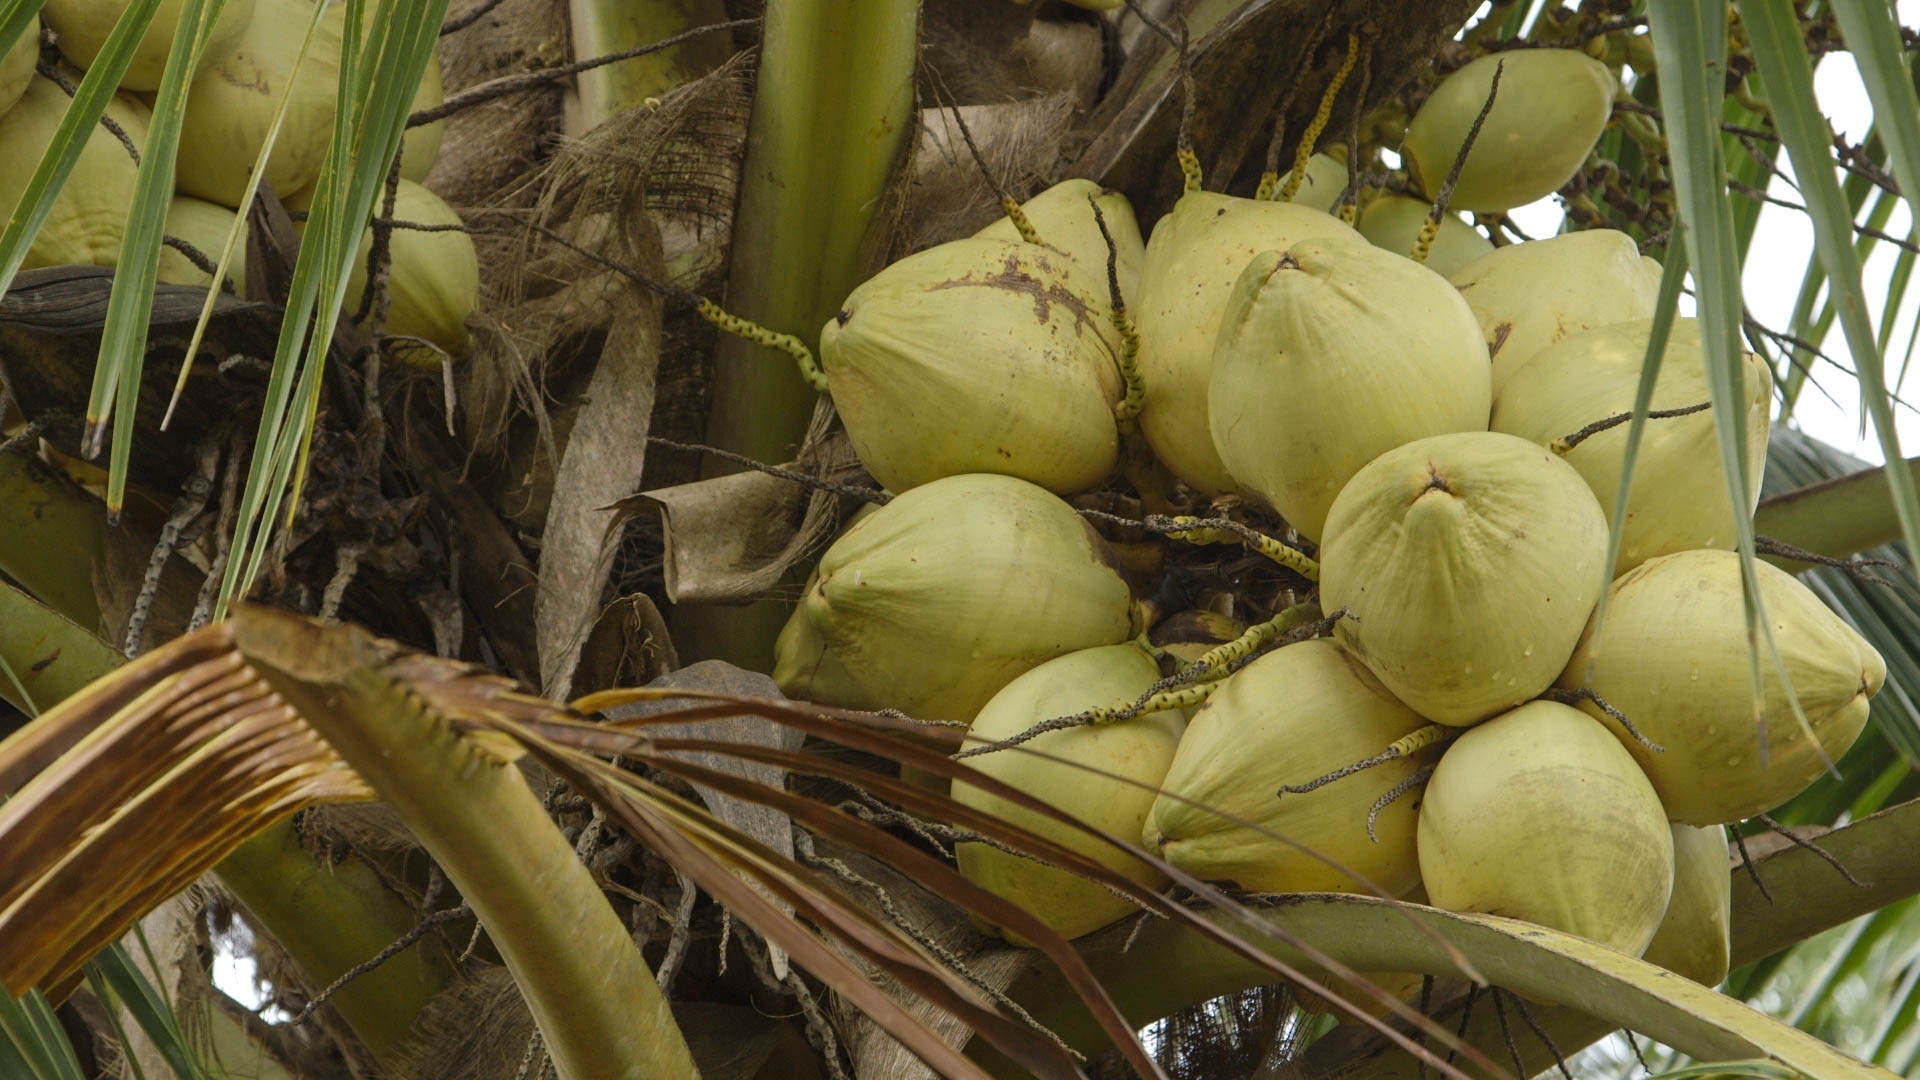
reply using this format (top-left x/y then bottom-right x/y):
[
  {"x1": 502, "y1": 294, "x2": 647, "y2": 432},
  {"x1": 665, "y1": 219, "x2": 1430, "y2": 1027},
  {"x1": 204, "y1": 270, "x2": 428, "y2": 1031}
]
[
  {"x1": 1209, "y1": 233, "x2": 1492, "y2": 543},
  {"x1": 0, "y1": 73, "x2": 150, "y2": 269},
  {"x1": 45, "y1": 0, "x2": 256, "y2": 91},
  {"x1": 955, "y1": 644, "x2": 1184, "y2": 943},
  {"x1": 1559, "y1": 549, "x2": 1886, "y2": 826},
  {"x1": 975, "y1": 178, "x2": 1145, "y2": 308},
  {"x1": 1642, "y1": 824, "x2": 1732, "y2": 986},
  {"x1": 1418, "y1": 700, "x2": 1675, "y2": 956},
  {"x1": 1146, "y1": 638, "x2": 1428, "y2": 896},
  {"x1": 1355, "y1": 194, "x2": 1493, "y2": 277},
  {"x1": 772, "y1": 473, "x2": 1136, "y2": 723},
  {"x1": 1402, "y1": 48, "x2": 1617, "y2": 214},
  {"x1": 1134, "y1": 191, "x2": 1360, "y2": 494},
  {"x1": 339, "y1": 179, "x2": 477, "y2": 364},
  {"x1": 821, "y1": 236, "x2": 1124, "y2": 495},
  {"x1": 1491, "y1": 317, "x2": 1771, "y2": 573},
  {"x1": 176, "y1": 0, "x2": 441, "y2": 206},
  {"x1": 157, "y1": 195, "x2": 249, "y2": 294},
  {"x1": 0, "y1": 15, "x2": 39, "y2": 116},
  {"x1": 1320, "y1": 431, "x2": 1608, "y2": 726},
  {"x1": 1450, "y1": 229, "x2": 1663, "y2": 394}
]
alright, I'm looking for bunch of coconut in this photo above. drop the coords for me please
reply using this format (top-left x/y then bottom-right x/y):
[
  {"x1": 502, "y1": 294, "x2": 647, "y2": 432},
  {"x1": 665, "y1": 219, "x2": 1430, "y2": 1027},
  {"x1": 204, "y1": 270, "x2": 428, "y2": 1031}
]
[
  {"x1": 758, "y1": 43, "x2": 1885, "y2": 1007},
  {"x1": 0, "y1": 0, "x2": 476, "y2": 365}
]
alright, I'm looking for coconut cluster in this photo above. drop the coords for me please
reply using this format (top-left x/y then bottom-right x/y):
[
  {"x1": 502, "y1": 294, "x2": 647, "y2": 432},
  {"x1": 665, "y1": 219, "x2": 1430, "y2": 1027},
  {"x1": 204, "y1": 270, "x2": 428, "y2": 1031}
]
[
  {"x1": 762, "y1": 46, "x2": 1884, "y2": 1002},
  {"x1": 5, "y1": 0, "x2": 476, "y2": 364}
]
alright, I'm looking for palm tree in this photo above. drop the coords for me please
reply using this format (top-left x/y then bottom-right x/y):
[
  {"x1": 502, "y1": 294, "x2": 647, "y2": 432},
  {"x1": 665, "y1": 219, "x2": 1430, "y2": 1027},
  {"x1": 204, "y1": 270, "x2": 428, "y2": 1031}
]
[{"x1": 3, "y1": 0, "x2": 1920, "y2": 1076}]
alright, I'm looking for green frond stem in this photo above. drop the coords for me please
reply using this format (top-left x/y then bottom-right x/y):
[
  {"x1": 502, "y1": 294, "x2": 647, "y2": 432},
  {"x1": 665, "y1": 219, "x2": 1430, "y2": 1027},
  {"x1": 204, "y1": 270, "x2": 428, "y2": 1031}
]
[
  {"x1": 696, "y1": 298, "x2": 829, "y2": 393},
  {"x1": 1164, "y1": 516, "x2": 1320, "y2": 580},
  {"x1": 1282, "y1": 32, "x2": 1361, "y2": 201}
]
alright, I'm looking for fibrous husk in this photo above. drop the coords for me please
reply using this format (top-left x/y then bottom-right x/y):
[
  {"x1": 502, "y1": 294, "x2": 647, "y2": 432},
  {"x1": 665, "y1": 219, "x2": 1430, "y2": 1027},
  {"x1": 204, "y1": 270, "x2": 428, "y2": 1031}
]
[
  {"x1": 1642, "y1": 823, "x2": 1732, "y2": 986},
  {"x1": 1209, "y1": 232, "x2": 1492, "y2": 543},
  {"x1": 1491, "y1": 317, "x2": 1771, "y2": 573},
  {"x1": 1558, "y1": 548, "x2": 1886, "y2": 826},
  {"x1": 1320, "y1": 431, "x2": 1607, "y2": 726},
  {"x1": 158, "y1": 195, "x2": 248, "y2": 294},
  {"x1": 1145, "y1": 638, "x2": 1428, "y2": 897},
  {"x1": 422, "y1": 0, "x2": 566, "y2": 210},
  {"x1": 0, "y1": 15, "x2": 38, "y2": 115},
  {"x1": 955, "y1": 644, "x2": 1184, "y2": 943},
  {"x1": 45, "y1": 0, "x2": 255, "y2": 91},
  {"x1": 1134, "y1": 190, "x2": 1359, "y2": 495},
  {"x1": 820, "y1": 235, "x2": 1124, "y2": 495},
  {"x1": 1418, "y1": 699, "x2": 1675, "y2": 958},
  {"x1": 975, "y1": 178, "x2": 1145, "y2": 308},
  {"x1": 1356, "y1": 194, "x2": 1492, "y2": 277},
  {"x1": 772, "y1": 472, "x2": 1136, "y2": 723},
  {"x1": 0, "y1": 73, "x2": 150, "y2": 269},
  {"x1": 1450, "y1": 227, "x2": 1662, "y2": 395},
  {"x1": 904, "y1": 96, "x2": 1077, "y2": 253},
  {"x1": 1402, "y1": 48, "x2": 1617, "y2": 214}
]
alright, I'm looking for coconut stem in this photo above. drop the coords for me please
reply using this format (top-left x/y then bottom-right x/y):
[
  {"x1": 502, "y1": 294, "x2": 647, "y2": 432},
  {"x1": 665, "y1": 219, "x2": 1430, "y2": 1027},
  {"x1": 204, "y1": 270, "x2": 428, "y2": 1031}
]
[
  {"x1": 1280, "y1": 723, "x2": 1455, "y2": 797},
  {"x1": 1120, "y1": 0, "x2": 1200, "y2": 192},
  {"x1": 926, "y1": 64, "x2": 1043, "y2": 247},
  {"x1": 1256, "y1": 5, "x2": 1336, "y2": 201},
  {"x1": 1541, "y1": 686, "x2": 1666, "y2": 752},
  {"x1": 1164, "y1": 516, "x2": 1320, "y2": 581},
  {"x1": 1421, "y1": 57, "x2": 1505, "y2": 248},
  {"x1": 1281, "y1": 32, "x2": 1361, "y2": 202},
  {"x1": 1367, "y1": 765, "x2": 1433, "y2": 843},
  {"x1": 1087, "y1": 194, "x2": 1145, "y2": 425},
  {"x1": 1178, "y1": 601, "x2": 1322, "y2": 681},
  {"x1": 1550, "y1": 400, "x2": 1712, "y2": 453}
]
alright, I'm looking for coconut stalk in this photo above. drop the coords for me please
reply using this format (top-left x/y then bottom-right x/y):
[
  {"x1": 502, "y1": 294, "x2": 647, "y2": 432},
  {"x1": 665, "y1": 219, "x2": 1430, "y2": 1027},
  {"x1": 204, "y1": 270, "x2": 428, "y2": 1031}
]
[
  {"x1": 563, "y1": 0, "x2": 732, "y2": 136},
  {"x1": 678, "y1": 0, "x2": 916, "y2": 668}
]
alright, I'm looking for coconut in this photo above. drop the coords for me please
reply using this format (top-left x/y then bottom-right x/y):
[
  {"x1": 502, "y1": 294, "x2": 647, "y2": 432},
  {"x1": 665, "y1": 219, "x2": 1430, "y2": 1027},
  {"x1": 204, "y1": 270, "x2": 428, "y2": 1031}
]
[
  {"x1": 1355, "y1": 194, "x2": 1493, "y2": 277},
  {"x1": 1402, "y1": 48, "x2": 1617, "y2": 214},
  {"x1": 974, "y1": 178, "x2": 1145, "y2": 308},
  {"x1": 0, "y1": 73, "x2": 150, "y2": 269},
  {"x1": 1320, "y1": 431, "x2": 1608, "y2": 726},
  {"x1": 1558, "y1": 549, "x2": 1886, "y2": 825},
  {"x1": 45, "y1": 0, "x2": 256, "y2": 91},
  {"x1": 398, "y1": 44, "x2": 443, "y2": 182},
  {"x1": 1284, "y1": 152, "x2": 1353, "y2": 214},
  {"x1": 336, "y1": 178, "x2": 478, "y2": 364},
  {"x1": 1209, "y1": 232, "x2": 1492, "y2": 543},
  {"x1": 1450, "y1": 229, "x2": 1663, "y2": 394},
  {"x1": 772, "y1": 473, "x2": 1136, "y2": 723},
  {"x1": 176, "y1": 0, "x2": 440, "y2": 206},
  {"x1": 0, "y1": 16, "x2": 39, "y2": 116},
  {"x1": 1146, "y1": 638, "x2": 1428, "y2": 896},
  {"x1": 955, "y1": 644, "x2": 1184, "y2": 943},
  {"x1": 1418, "y1": 700, "x2": 1675, "y2": 956},
  {"x1": 1491, "y1": 317, "x2": 1771, "y2": 573},
  {"x1": 1134, "y1": 191, "x2": 1360, "y2": 494},
  {"x1": 157, "y1": 195, "x2": 249, "y2": 294},
  {"x1": 1642, "y1": 824, "x2": 1731, "y2": 986},
  {"x1": 820, "y1": 236, "x2": 1123, "y2": 495}
]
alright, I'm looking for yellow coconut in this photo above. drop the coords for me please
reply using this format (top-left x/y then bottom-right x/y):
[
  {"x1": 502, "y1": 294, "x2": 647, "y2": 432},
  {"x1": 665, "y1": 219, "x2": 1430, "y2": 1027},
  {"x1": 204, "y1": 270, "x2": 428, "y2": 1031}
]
[
  {"x1": 1355, "y1": 194, "x2": 1493, "y2": 277},
  {"x1": 975, "y1": 178, "x2": 1145, "y2": 308},
  {"x1": 45, "y1": 0, "x2": 256, "y2": 91},
  {"x1": 1491, "y1": 317, "x2": 1771, "y2": 573},
  {"x1": 1283, "y1": 152, "x2": 1353, "y2": 215},
  {"x1": 176, "y1": 0, "x2": 439, "y2": 206},
  {"x1": 772, "y1": 473, "x2": 1136, "y2": 723},
  {"x1": 1418, "y1": 700, "x2": 1674, "y2": 956},
  {"x1": 1320, "y1": 431, "x2": 1608, "y2": 726},
  {"x1": 1402, "y1": 48, "x2": 1617, "y2": 214},
  {"x1": 821, "y1": 236, "x2": 1123, "y2": 495},
  {"x1": 1559, "y1": 549, "x2": 1886, "y2": 826},
  {"x1": 338, "y1": 178, "x2": 477, "y2": 364},
  {"x1": 398, "y1": 42, "x2": 442, "y2": 182},
  {"x1": 1642, "y1": 824, "x2": 1732, "y2": 986},
  {"x1": 1209, "y1": 233, "x2": 1492, "y2": 542},
  {"x1": 955, "y1": 644, "x2": 1184, "y2": 943},
  {"x1": 0, "y1": 73, "x2": 150, "y2": 269},
  {"x1": 1134, "y1": 191, "x2": 1360, "y2": 494},
  {"x1": 1146, "y1": 638, "x2": 1429, "y2": 897},
  {"x1": 157, "y1": 195, "x2": 248, "y2": 293},
  {"x1": 0, "y1": 16, "x2": 39, "y2": 116},
  {"x1": 1449, "y1": 228, "x2": 1662, "y2": 395}
]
